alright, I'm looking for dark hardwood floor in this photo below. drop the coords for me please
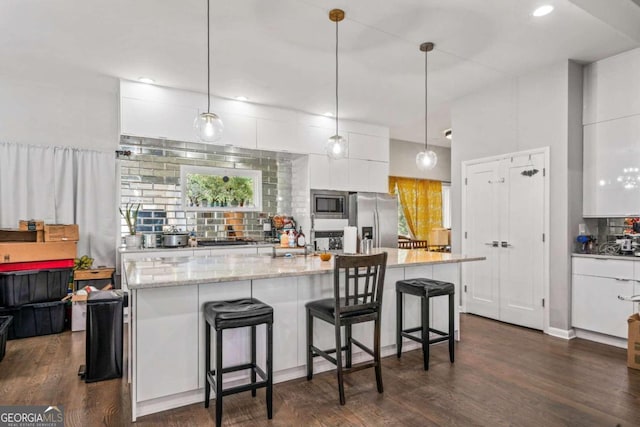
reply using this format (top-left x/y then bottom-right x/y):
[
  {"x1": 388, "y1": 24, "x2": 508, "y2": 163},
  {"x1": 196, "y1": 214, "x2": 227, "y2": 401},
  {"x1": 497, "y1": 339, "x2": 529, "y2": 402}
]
[{"x1": 1, "y1": 314, "x2": 639, "y2": 426}]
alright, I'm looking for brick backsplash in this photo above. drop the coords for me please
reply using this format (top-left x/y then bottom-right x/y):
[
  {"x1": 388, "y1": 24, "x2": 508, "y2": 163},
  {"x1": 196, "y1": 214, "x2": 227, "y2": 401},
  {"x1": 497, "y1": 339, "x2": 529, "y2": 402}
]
[{"x1": 119, "y1": 136, "x2": 295, "y2": 240}]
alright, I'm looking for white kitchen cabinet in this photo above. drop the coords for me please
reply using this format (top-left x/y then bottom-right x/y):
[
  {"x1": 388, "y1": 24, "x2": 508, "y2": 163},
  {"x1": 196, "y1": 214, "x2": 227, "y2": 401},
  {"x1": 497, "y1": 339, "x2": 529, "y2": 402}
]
[
  {"x1": 583, "y1": 49, "x2": 640, "y2": 125},
  {"x1": 368, "y1": 160, "x2": 390, "y2": 193},
  {"x1": 121, "y1": 97, "x2": 199, "y2": 142},
  {"x1": 348, "y1": 132, "x2": 389, "y2": 162},
  {"x1": 571, "y1": 274, "x2": 633, "y2": 338},
  {"x1": 583, "y1": 115, "x2": 640, "y2": 217},
  {"x1": 300, "y1": 125, "x2": 346, "y2": 156},
  {"x1": 209, "y1": 246, "x2": 258, "y2": 255},
  {"x1": 136, "y1": 285, "x2": 199, "y2": 401},
  {"x1": 296, "y1": 274, "x2": 335, "y2": 367},
  {"x1": 253, "y1": 277, "x2": 299, "y2": 372},
  {"x1": 347, "y1": 158, "x2": 370, "y2": 192},
  {"x1": 215, "y1": 113, "x2": 257, "y2": 149},
  {"x1": 573, "y1": 256, "x2": 634, "y2": 279},
  {"x1": 308, "y1": 154, "x2": 349, "y2": 191},
  {"x1": 380, "y1": 268, "x2": 404, "y2": 347},
  {"x1": 257, "y1": 118, "x2": 298, "y2": 153}
]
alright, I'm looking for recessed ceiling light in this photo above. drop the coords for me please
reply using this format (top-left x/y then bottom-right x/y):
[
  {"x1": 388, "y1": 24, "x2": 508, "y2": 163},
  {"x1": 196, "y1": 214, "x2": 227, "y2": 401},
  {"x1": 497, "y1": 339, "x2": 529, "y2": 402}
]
[
  {"x1": 444, "y1": 129, "x2": 452, "y2": 140},
  {"x1": 324, "y1": 112, "x2": 334, "y2": 117},
  {"x1": 235, "y1": 96, "x2": 248, "y2": 101},
  {"x1": 532, "y1": 5, "x2": 554, "y2": 17},
  {"x1": 138, "y1": 77, "x2": 155, "y2": 84}
]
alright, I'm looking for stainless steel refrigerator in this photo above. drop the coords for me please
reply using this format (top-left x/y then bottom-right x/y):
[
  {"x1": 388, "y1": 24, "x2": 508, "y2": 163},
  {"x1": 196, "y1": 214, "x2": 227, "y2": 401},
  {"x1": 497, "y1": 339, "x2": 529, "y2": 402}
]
[{"x1": 348, "y1": 192, "x2": 398, "y2": 249}]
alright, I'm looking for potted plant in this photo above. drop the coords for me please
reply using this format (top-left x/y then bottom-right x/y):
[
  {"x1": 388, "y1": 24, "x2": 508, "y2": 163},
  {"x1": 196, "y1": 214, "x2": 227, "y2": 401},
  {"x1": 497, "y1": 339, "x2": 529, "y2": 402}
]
[{"x1": 119, "y1": 202, "x2": 141, "y2": 248}]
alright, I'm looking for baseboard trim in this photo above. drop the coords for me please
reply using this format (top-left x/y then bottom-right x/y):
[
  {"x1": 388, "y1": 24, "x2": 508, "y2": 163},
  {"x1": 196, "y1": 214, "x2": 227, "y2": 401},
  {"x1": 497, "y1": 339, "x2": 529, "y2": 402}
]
[
  {"x1": 546, "y1": 327, "x2": 576, "y2": 340},
  {"x1": 574, "y1": 329, "x2": 627, "y2": 349}
]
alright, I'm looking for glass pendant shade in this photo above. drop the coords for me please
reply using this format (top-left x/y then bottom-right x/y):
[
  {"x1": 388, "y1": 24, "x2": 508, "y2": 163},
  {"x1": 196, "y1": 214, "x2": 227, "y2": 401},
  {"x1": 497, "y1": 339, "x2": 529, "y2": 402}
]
[
  {"x1": 326, "y1": 134, "x2": 347, "y2": 159},
  {"x1": 194, "y1": 112, "x2": 224, "y2": 142},
  {"x1": 416, "y1": 150, "x2": 438, "y2": 171}
]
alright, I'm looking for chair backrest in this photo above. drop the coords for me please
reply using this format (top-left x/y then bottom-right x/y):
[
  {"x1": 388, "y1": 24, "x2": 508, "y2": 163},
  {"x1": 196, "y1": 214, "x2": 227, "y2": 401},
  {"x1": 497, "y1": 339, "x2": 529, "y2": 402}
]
[{"x1": 333, "y1": 252, "x2": 388, "y2": 317}]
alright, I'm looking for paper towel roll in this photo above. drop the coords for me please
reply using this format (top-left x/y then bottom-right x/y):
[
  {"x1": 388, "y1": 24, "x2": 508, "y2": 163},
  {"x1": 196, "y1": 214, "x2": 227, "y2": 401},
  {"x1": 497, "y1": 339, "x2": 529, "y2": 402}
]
[{"x1": 343, "y1": 226, "x2": 358, "y2": 254}]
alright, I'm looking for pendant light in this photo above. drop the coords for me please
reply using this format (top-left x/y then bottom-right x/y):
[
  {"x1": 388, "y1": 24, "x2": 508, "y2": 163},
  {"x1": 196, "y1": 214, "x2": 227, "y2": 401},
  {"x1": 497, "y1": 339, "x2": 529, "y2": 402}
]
[
  {"x1": 326, "y1": 9, "x2": 347, "y2": 159},
  {"x1": 194, "y1": 0, "x2": 224, "y2": 142},
  {"x1": 416, "y1": 42, "x2": 438, "y2": 171}
]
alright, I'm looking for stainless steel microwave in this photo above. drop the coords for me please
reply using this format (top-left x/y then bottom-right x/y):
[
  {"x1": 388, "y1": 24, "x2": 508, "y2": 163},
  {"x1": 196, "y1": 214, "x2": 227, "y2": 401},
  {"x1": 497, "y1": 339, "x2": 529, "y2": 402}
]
[{"x1": 311, "y1": 190, "x2": 349, "y2": 219}]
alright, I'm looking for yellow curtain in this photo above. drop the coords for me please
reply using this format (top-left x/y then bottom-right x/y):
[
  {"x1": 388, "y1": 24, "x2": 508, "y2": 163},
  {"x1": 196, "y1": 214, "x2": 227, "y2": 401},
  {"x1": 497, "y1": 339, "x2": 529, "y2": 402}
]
[{"x1": 389, "y1": 176, "x2": 442, "y2": 241}]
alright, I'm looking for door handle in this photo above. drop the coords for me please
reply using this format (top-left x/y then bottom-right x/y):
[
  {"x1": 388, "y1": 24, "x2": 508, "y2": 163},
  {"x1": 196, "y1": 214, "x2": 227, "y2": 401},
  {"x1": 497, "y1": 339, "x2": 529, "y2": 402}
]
[
  {"x1": 501, "y1": 241, "x2": 513, "y2": 248},
  {"x1": 484, "y1": 241, "x2": 499, "y2": 247}
]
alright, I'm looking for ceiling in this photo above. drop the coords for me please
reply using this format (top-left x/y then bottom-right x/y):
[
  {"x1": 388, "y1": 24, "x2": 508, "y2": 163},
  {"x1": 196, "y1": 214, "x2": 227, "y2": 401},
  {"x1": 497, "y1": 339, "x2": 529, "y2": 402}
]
[{"x1": 2, "y1": 0, "x2": 639, "y2": 147}]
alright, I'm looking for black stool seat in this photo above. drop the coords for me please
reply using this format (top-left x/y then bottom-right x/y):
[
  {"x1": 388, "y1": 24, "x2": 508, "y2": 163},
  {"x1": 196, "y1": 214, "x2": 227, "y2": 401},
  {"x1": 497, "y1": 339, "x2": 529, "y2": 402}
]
[
  {"x1": 306, "y1": 298, "x2": 377, "y2": 320},
  {"x1": 396, "y1": 279, "x2": 454, "y2": 297},
  {"x1": 204, "y1": 297, "x2": 274, "y2": 427},
  {"x1": 396, "y1": 278, "x2": 455, "y2": 371},
  {"x1": 205, "y1": 298, "x2": 274, "y2": 329}
]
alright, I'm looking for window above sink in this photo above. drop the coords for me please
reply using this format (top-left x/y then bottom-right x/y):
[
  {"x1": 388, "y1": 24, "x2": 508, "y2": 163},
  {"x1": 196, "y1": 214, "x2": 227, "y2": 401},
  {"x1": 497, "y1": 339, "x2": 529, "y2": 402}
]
[{"x1": 180, "y1": 165, "x2": 262, "y2": 212}]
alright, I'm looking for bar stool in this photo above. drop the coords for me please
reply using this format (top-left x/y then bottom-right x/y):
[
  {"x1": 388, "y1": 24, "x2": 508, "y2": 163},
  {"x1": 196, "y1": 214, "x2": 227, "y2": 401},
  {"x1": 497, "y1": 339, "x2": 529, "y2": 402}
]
[
  {"x1": 204, "y1": 298, "x2": 274, "y2": 427},
  {"x1": 395, "y1": 278, "x2": 455, "y2": 370}
]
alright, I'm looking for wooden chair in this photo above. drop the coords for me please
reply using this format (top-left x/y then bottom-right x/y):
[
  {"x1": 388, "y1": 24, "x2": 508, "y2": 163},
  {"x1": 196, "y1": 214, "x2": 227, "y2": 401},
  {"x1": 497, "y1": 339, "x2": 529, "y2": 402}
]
[
  {"x1": 305, "y1": 252, "x2": 388, "y2": 405},
  {"x1": 411, "y1": 240, "x2": 429, "y2": 249}
]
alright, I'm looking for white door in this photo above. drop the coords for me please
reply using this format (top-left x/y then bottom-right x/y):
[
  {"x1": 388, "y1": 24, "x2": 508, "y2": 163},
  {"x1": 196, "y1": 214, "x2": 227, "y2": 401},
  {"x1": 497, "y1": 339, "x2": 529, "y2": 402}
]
[
  {"x1": 498, "y1": 153, "x2": 545, "y2": 329},
  {"x1": 462, "y1": 149, "x2": 547, "y2": 331},
  {"x1": 463, "y1": 160, "x2": 501, "y2": 319}
]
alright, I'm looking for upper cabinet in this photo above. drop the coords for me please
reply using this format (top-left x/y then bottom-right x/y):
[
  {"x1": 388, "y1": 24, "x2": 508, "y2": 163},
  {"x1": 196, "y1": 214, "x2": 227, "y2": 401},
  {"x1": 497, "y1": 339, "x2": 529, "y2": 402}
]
[
  {"x1": 583, "y1": 48, "x2": 640, "y2": 125},
  {"x1": 256, "y1": 118, "x2": 297, "y2": 153},
  {"x1": 583, "y1": 115, "x2": 640, "y2": 217},
  {"x1": 347, "y1": 132, "x2": 389, "y2": 162},
  {"x1": 121, "y1": 97, "x2": 199, "y2": 142},
  {"x1": 216, "y1": 113, "x2": 257, "y2": 149},
  {"x1": 582, "y1": 48, "x2": 640, "y2": 217}
]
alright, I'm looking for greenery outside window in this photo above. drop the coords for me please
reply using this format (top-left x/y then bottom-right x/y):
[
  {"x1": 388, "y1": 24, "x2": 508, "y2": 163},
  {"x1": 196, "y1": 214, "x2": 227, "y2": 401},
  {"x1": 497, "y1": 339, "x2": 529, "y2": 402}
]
[{"x1": 181, "y1": 166, "x2": 262, "y2": 212}]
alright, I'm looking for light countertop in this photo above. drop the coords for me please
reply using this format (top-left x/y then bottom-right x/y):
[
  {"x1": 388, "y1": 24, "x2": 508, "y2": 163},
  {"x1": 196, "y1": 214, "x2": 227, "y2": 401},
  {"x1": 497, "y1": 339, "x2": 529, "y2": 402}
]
[
  {"x1": 118, "y1": 242, "x2": 276, "y2": 254},
  {"x1": 124, "y1": 248, "x2": 485, "y2": 289}
]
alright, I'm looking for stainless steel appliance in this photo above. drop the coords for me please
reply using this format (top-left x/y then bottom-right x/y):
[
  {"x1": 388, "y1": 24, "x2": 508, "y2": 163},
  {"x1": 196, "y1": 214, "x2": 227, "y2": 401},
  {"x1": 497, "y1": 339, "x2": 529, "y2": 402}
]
[
  {"x1": 310, "y1": 190, "x2": 349, "y2": 219},
  {"x1": 313, "y1": 230, "x2": 343, "y2": 252},
  {"x1": 162, "y1": 232, "x2": 189, "y2": 247},
  {"x1": 348, "y1": 192, "x2": 398, "y2": 248}
]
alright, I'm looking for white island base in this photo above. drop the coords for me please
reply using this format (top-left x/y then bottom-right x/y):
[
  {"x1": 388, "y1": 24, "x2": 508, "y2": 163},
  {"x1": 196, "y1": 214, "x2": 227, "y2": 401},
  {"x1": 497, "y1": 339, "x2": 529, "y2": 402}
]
[{"x1": 125, "y1": 249, "x2": 484, "y2": 421}]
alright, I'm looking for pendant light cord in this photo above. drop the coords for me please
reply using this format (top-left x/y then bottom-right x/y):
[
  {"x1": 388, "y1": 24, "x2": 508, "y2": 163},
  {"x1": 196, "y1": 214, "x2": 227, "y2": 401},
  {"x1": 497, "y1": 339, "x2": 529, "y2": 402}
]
[
  {"x1": 335, "y1": 18, "x2": 339, "y2": 137},
  {"x1": 207, "y1": 0, "x2": 211, "y2": 113},
  {"x1": 424, "y1": 47, "x2": 428, "y2": 151}
]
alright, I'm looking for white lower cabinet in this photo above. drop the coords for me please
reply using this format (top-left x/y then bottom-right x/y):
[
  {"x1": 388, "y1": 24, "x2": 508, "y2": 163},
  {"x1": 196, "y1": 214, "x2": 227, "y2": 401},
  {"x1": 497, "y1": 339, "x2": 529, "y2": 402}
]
[
  {"x1": 571, "y1": 256, "x2": 636, "y2": 339},
  {"x1": 253, "y1": 277, "x2": 299, "y2": 372}
]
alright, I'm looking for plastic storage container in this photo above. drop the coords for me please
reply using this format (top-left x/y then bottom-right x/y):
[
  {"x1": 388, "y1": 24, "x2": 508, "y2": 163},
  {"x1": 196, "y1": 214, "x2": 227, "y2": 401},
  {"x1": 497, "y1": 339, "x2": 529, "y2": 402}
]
[
  {"x1": 0, "y1": 268, "x2": 71, "y2": 307},
  {"x1": 0, "y1": 315, "x2": 12, "y2": 361},
  {"x1": 0, "y1": 301, "x2": 65, "y2": 340}
]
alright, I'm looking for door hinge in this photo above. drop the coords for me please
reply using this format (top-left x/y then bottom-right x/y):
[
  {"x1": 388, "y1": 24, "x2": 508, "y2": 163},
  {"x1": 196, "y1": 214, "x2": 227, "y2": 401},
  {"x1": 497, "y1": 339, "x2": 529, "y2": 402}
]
[
  {"x1": 464, "y1": 231, "x2": 467, "y2": 239},
  {"x1": 542, "y1": 233, "x2": 545, "y2": 242},
  {"x1": 542, "y1": 298, "x2": 545, "y2": 308},
  {"x1": 543, "y1": 168, "x2": 546, "y2": 177},
  {"x1": 464, "y1": 285, "x2": 467, "y2": 293}
]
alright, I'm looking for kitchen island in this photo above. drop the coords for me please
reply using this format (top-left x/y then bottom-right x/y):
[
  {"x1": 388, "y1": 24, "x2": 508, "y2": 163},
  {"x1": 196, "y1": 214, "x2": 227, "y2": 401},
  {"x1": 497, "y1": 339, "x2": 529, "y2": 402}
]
[{"x1": 124, "y1": 248, "x2": 484, "y2": 421}]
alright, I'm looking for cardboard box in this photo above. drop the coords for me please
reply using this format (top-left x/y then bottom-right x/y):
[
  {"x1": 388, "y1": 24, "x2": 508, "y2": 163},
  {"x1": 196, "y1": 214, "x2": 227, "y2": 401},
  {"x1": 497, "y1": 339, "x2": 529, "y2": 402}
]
[
  {"x1": 44, "y1": 224, "x2": 79, "y2": 242},
  {"x1": 0, "y1": 241, "x2": 77, "y2": 264},
  {"x1": 18, "y1": 220, "x2": 44, "y2": 231},
  {"x1": 628, "y1": 313, "x2": 640, "y2": 370},
  {"x1": 0, "y1": 229, "x2": 43, "y2": 242}
]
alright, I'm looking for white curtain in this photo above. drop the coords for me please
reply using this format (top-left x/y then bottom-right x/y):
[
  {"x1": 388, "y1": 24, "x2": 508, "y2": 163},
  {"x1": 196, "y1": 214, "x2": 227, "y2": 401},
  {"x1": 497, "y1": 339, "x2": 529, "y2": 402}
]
[{"x1": 0, "y1": 142, "x2": 116, "y2": 267}]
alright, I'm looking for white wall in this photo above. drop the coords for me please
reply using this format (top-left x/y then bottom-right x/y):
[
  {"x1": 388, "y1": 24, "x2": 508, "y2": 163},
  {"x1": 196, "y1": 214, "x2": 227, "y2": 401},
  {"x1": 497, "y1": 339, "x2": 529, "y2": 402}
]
[
  {"x1": 0, "y1": 73, "x2": 119, "y2": 151},
  {"x1": 389, "y1": 139, "x2": 451, "y2": 182},
  {"x1": 451, "y1": 61, "x2": 583, "y2": 331}
]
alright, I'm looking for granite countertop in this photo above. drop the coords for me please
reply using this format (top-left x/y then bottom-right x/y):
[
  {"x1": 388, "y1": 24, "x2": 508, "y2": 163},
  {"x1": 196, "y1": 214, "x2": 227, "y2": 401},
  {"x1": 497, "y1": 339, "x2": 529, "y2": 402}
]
[
  {"x1": 118, "y1": 242, "x2": 276, "y2": 254},
  {"x1": 124, "y1": 248, "x2": 486, "y2": 289}
]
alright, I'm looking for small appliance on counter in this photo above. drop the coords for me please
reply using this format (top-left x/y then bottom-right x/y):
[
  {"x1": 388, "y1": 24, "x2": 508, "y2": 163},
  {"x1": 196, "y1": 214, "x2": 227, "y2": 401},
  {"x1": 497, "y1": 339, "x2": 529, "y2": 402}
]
[{"x1": 162, "y1": 226, "x2": 189, "y2": 248}]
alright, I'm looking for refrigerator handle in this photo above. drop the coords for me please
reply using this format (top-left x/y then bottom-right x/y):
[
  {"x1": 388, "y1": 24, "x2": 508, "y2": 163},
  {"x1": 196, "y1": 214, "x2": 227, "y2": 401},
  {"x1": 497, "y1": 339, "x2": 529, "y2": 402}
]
[{"x1": 374, "y1": 210, "x2": 380, "y2": 248}]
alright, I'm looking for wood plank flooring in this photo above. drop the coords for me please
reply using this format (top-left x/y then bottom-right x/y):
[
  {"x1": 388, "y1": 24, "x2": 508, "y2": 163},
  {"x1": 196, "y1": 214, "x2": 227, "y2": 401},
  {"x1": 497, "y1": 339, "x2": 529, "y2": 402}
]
[{"x1": 1, "y1": 314, "x2": 639, "y2": 426}]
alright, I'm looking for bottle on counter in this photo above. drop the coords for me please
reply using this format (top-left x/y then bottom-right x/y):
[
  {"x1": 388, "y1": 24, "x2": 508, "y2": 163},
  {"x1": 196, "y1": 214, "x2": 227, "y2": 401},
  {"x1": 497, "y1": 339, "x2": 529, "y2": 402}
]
[
  {"x1": 280, "y1": 230, "x2": 289, "y2": 247},
  {"x1": 288, "y1": 229, "x2": 296, "y2": 248},
  {"x1": 296, "y1": 227, "x2": 306, "y2": 247}
]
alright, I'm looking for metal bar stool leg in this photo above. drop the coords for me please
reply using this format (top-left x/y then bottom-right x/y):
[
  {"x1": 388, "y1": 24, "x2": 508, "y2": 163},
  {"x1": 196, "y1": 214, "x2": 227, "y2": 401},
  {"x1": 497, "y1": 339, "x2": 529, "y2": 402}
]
[
  {"x1": 422, "y1": 296, "x2": 430, "y2": 371},
  {"x1": 215, "y1": 328, "x2": 223, "y2": 427},
  {"x1": 204, "y1": 320, "x2": 211, "y2": 408},
  {"x1": 345, "y1": 324, "x2": 352, "y2": 369},
  {"x1": 396, "y1": 290, "x2": 402, "y2": 358},
  {"x1": 374, "y1": 317, "x2": 383, "y2": 393},
  {"x1": 267, "y1": 321, "x2": 273, "y2": 419},
  {"x1": 449, "y1": 292, "x2": 455, "y2": 363}
]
